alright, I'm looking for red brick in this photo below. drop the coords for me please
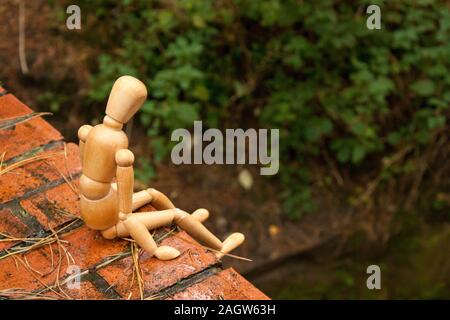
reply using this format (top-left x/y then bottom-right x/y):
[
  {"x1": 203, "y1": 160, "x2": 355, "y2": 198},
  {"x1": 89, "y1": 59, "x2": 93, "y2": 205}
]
[
  {"x1": 0, "y1": 94, "x2": 32, "y2": 118},
  {"x1": 97, "y1": 231, "x2": 218, "y2": 299},
  {"x1": 0, "y1": 142, "x2": 81, "y2": 204},
  {"x1": 0, "y1": 94, "x2": 62, "y2": 161},
  {"x1": 0, "y1": 208, "x2": 30, "y2": 251},
  {"x1": 0, "y1": 225, "x2": 127, "y2": 292},
  {"x1": 21, "y1": 179, "x2": 80, "y2": 231},
  {"x1": 0, "y1": 245, "x2": 56, "y2": 291},
  {"x1": 167, "y1": 268, "x2": 270, "y2": 300},
  {"x1": 59, "y1": 225, "x2": 128, "y2": 270},
  {"x1": 41, "y1": 281, "x2": 106, "y2": 300}
]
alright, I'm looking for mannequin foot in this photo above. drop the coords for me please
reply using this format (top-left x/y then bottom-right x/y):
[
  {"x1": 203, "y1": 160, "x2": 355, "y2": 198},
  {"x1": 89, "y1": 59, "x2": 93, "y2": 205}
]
[
  {"x1": 191, "y1": 208, "x2": 209, "y2": 223},
  {"x1": 154, "y1": 245, "x2": 180, "y2": 260},
  {"x1": 216, "y1": 233, "x2": 245, "y2": 259}
]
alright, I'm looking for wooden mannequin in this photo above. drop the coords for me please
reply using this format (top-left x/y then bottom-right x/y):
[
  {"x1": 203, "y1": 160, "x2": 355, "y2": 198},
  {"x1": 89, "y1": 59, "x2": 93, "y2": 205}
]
[{"x1": 78, "y1": 76, "x2": 244, "y2": 260}]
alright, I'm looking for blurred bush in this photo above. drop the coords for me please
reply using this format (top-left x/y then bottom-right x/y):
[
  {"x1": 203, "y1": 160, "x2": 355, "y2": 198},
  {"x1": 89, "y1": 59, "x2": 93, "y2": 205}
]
[{"x1": 53, "y1": 0, "x2": 450, "y2": 218}]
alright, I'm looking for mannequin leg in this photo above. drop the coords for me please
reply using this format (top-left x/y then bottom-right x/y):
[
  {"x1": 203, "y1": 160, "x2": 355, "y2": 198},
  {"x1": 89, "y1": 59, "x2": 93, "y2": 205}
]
[
  {"x1": 173, "y1": 209, "x2": 245, "y2": 257},
  {"x1": 101, "y1": 207, "x2": 243, "y2": 259},
  {"x1": 145, "y1": 188, "x2": 176, "y2": 210},
  {"x1": 101, "y1": 208, "x2": 209, "y2": 239},
  {"x1": 123, "y1": 215, "x2": 180, "y2": 260},
  {"x1": 131, "y1": 188, "x2": 176, "y2": 211},
  {"x1": 131, "y1": 190, "x2": 153, "y2": 211},
  {"x1": 102, "y1": 209, "x2": 176, "y2": 239}
]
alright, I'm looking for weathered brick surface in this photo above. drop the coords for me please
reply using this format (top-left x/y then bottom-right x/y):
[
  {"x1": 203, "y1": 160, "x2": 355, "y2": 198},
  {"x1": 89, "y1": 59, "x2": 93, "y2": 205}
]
[
  {"x1": 166, "y1": 268, "x2": 270, "y2": 300},
  {"x1": 21, "y1": 179, "x2": 80, "y2": 231},
  {"x1": 0, "y1": 94, "x2": 31, "y2": 118},
  {"x1": 0, "y1": 142, "x2": 81, "y2": 204},
  {"x1": 98, "y1": 231, "x2": 218, "y2": 299},
  {"x1": 0, "y1": 91, "x2": 269, "y2": 300},
  {"x1": 0, "y1": 208, "x2": 29, "y2": 251},
  {"x1": 59, "y1": 225, "x2": 129, "y2": 270},
  {"x1": 0, "y1": 224, "x2": 128, "y2": 293},
  {"x1": 41, "y1": 281, "x2": 107, "y2": 300},
  {"x1": 0, "y1": 243, "x2": 56, "y2": 291},
  {"x1": 0, "y1": 94, "x2": 63, "y2": 161}
]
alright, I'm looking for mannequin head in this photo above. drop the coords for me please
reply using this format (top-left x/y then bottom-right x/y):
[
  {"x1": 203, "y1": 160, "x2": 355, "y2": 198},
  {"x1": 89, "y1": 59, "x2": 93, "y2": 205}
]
[{"x1": 104, "y1": 75, "x2": 147, "y2": 125}]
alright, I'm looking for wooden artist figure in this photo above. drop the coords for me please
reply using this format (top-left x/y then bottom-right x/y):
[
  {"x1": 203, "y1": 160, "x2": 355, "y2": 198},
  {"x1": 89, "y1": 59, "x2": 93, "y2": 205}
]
[{"x1": 77, "y1": 76, "x2": 244, "y2": 260}]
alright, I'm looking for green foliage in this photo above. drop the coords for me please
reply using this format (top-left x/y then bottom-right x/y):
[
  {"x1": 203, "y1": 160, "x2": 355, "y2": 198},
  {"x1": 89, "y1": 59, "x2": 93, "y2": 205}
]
[
  {"x1": 37, "y1": 90, "x2": 68, "y2": 113},
  {"x1": 66, "y1": 0, "x2": 450, "y2": 218},
  {"x1": 134, "y1": 156, "x2": 156, "y2": 182}
]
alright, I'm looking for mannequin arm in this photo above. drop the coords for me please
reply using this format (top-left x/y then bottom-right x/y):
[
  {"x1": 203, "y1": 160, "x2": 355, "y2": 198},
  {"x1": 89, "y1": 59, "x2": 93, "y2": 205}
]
[
  {"x1": 78, "y1": 124, "x2": 92, "y2": 162},
  {"x1": 115, "y1": 149, "x2": 135, "y2": 219}
]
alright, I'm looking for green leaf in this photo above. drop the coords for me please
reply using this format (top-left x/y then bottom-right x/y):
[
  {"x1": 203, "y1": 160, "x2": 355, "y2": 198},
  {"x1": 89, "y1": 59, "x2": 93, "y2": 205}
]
[
  {"x1": 337, "y1": 146, "x2": 350, "y2": 163},
  {"x1": 351, "y1": 145, "x2": 366, "y2": 164},
  {"x1": 304, "y1": 117, "x2": 333, "y2": 142},
  {"x1": 174, "y1": 103, "x2": 199, "y2": 124},
  {"x1": 411, "y1": 79, "x2": 435, "y2": 96},
  {"x1": 191, "y1": 84, "x2": 210, "y2": 101}
]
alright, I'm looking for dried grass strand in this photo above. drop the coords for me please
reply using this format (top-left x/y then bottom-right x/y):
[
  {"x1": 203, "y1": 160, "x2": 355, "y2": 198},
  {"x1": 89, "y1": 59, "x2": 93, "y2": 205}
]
[{"x1": 0, "y1": 152, "x2": 62, "y2": 176}]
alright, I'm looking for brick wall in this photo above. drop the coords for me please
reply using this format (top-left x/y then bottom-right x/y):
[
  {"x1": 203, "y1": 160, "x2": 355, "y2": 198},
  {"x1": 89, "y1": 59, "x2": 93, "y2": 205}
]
[{"x1": 0, "y1": 87, "x2": 269, "y2": 300}]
